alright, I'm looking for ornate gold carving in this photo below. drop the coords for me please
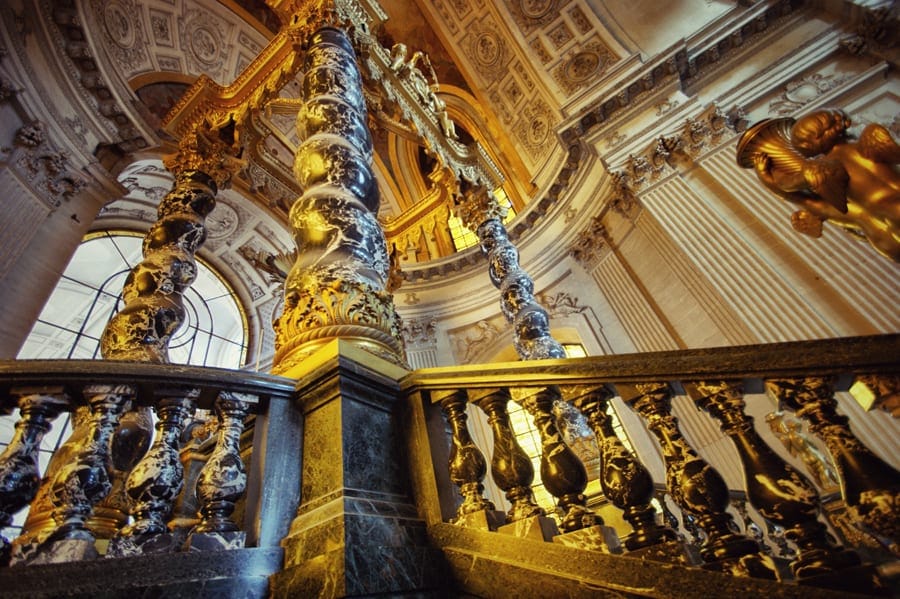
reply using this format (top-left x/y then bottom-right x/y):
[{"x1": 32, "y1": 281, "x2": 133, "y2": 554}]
[
  {"x1": 273, "y1": 279, "x2": 404, "y2": 369},
  {"x1": 100, "y1": 170, "x2": 218, "y2": 363},
  {"x1": 766, "y1": 411, "x2": 839, "y2": 491},
  {"x1": 454, "y1": 184, "x2": 507, "y2": 231},
  {"x1": 163, "y1": 117, "x2": 243, "y2": 189},
  {"x1": 737, "y1": 108, "x2": 900, "y2": 261}
]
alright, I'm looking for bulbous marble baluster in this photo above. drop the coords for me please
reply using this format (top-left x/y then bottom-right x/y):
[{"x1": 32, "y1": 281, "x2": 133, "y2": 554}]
[
  {"x1": 469, "y1": 387, "x2": 544, "y2": 522},
  {"x1": 41, "y1": 386, "x2": 129, "y2": 561},
  {"x1": 434, "y1": 389, "x2": 495, "y2": 521},
  {"x1": 567, "y1": 384, "x2": 676, "y2": 551},
  {"x1": 515, "y1": 386, "x2": 599, "y2": 532},
  {"x1": 768, "y1": 377, "x2": 900, "y2": 550},
  {"x1": 689, "y1": 380, "x2": 861, "y2": 579},
  {"x1": 619, "y1": 382, "x2": 774, "y2": 578},
  {"x1": 0, "y1": 393, "x2": 67, "y2": 564},
  {"x1": 111, "y1": 395, "x2": 196, "y2": 554},
  {"x1": 191, "y1": 393, "x2": 249, "y2": 537}
]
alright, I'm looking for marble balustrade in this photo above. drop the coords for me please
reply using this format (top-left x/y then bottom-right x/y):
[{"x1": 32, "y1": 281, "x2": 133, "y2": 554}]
[{"x1": 402, "y1": 334, "x2": 900, "y2": 590}]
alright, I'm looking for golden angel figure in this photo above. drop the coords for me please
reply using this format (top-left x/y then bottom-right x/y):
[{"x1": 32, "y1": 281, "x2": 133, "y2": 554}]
[{"x1": 737, "y1": 108, "x2": 900, "y2": 261}]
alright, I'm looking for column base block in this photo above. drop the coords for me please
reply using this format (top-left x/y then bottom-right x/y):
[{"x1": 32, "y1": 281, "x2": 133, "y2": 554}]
[
  {"x1": 552, "y1": 524, "x2": 622, "y2": 554},
  {"x1": 626, "y1": 539, "x2": 691, "y2": 564},
  {"x1": 454, "y1": 509, "x2": 506, "y2": 531},
  {"x1": 106, "y1": 531, "x2": 187, "y2": 558},
  {"x1": 185, "y1": 530, "x2": 246, "y2": 552},
  {"x1": 498, "y1": 515, "x2": 559, "y2": 541},
  {"x1": 26, "y1": 537, "x2": 99, "y2": 565}
]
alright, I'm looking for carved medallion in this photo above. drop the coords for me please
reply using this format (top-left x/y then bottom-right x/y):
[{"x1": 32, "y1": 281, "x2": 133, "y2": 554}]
[
  {"x1": 520, "y1": 0, "x2": 554, "y2": 19},
  {"x1": 103, "y1": 2, "x2": 135, "y2": 49}
]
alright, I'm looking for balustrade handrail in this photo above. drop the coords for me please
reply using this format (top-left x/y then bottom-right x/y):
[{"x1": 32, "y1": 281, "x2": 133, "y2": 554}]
[
  {"x1": 401, "y1": 334, "x2": 900, "y2": 392},
  {"x1": 0, "y1": 359, "x2": 297, "y2": 412}
]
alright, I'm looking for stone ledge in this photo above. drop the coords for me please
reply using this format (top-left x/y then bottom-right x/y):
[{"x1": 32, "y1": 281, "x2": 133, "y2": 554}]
[{"x1": 0, "y1": 546, "x2": 283, "y2": 598}]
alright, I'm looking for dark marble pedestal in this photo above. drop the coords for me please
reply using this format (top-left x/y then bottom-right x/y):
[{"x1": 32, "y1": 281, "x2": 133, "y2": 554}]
[{"x1": 270, "y1": 341, "x2": 444, "y2": 598}]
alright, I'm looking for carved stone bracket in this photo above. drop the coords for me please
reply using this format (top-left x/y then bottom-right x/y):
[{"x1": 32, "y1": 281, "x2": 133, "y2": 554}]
[{"x1": 569, "y1": 215, "x2": 609, "y2": 269}]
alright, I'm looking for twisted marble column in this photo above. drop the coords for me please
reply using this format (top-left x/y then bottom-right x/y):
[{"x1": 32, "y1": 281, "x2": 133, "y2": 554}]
[
  {"x1": 100, "y1": 170, "x2": 218, "y2": 363},
  {"x1": 457, "y1": 185, "x2": 565, "y2": 361},
  {"x1": 273, "y1": 26, "x2": 404, "y2": 373}
]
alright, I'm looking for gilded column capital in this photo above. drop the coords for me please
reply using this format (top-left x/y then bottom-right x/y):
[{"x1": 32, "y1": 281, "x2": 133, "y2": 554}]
[
  {"x1": 455, "y1": 184, "x2": 507, "y2": 232},
  {"x1": 163, "y1": 116, "x2": 243, "y2": 190}
]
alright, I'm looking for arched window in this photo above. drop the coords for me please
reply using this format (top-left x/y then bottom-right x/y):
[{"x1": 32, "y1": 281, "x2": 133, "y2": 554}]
[{"x1": 17, "y1": 231, "x2": 248, "y2": 367}]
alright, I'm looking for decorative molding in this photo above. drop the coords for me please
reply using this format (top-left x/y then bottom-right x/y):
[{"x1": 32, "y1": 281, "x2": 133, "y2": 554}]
[
  {"x1": 535, "y1": 291, "x2": 587, "y2": 317},
  {"x1": 769, "y1": 72, "x2": 852, "y2": 116},
  {"x1": 569, "y1": 214, "x2": 609, "y2": 269}
]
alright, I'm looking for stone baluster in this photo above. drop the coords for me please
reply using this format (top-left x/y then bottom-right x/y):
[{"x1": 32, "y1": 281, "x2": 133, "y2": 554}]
[
  {"x1": 433, "y1": 389, "x2": 497, "y2": 525},
  {"x1": 186, "y1": 392, "x2": 250, "y2": 551},
  {"x1": 468, "y1": 387, "x2": 544, "y2": 522},
  {"x1": 0, "y1": 392, "x2": 68, "y2": 564},
  {"x1": 272, "y1": 26, "x2": 404, "y2": 375},
  {"x1": 456, "y1": 184, "x2": 565, "y2": 361},
  {"x1": 513, "y1": 385, "x2": 600, "y2": 533},
  {"x1": 108, "y1": 393, "x2": 197, "y2": 557},
  {"x1": 767, "y1": 377, "x2": 900, "y2": 546},
  {"x1": 618, "y1": 382, "x2": 775, "y2": 578},
  {"x1": 566, "y1": 384, "x2": 677, "y2": 552},
  {"x1": 30, "y1": 385, "x2": 130, "y2": 564},
  {"x1": 687, "y1": 381, "x2": 863, "y2": 580}
]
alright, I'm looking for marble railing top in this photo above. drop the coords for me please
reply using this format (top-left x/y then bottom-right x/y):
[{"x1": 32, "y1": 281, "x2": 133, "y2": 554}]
[
  {"x1": 0, "y1": 359, "x2": 297, "y2": 412},
  {"x1": 401, "y1": 334, "x2": 900, "y2": 393}
]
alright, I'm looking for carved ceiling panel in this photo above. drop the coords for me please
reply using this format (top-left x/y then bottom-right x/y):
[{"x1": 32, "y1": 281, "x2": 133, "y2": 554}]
[{"x1": 88, "y1": 0, "x2": 272, "y2": 86}]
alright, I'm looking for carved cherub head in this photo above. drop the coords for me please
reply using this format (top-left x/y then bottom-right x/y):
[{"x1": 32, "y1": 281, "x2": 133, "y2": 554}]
[{"x1": 790, "y1": 108, "x2": 851, "y2": 157}]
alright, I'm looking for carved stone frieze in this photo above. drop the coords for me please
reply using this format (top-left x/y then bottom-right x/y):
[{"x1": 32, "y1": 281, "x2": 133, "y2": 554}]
[
  {"x1": 179, "y1": 9, "x2": 231, "y2": 83},
  {"x1": 512, "y1": 96, "x2": 556, "y2": 161},
  {"x1": 401, "y1": 318, "x2": 437, "y2": 347},
  {"x1": 46, "y1": 1, "x2": 148, "y2": 153},
  {"x1": 462, "y1": 17, "x2": 512, "y2": 82},
  {"x1": 769, "y1": 72, "x2": 851, "y2": 116},
  {"x1": 91, "y1": 0, "x2": 150, "y2": 76},
  {"x1": 8, "y1": 121, "x2": 87, "y2": 208},
  {"x1": 606, "y1": 103, "x2": 743, "y2": 198},
  {"x1": 450, "y1": 319, "x2": 502, "y2": 364},
  {"x1": 535, "y1": 291, "x2": 587, "y2": 317},
  {"x1": 551, "y1": 40, "x2": 615, "y2": 95}
]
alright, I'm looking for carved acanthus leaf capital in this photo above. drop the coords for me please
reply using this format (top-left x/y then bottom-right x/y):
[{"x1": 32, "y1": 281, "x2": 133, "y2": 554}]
[
  {"x1": 163, "y1": 116, "x2": 244, "y2": 189},
  {"x1": 455, "y1": 184, "x2": 507, "y2": 231}
]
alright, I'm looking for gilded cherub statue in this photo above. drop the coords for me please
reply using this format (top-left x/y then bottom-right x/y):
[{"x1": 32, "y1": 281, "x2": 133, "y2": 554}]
[{"x1": 737, "y1": 108, "x2": 900, "y2": 261}]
